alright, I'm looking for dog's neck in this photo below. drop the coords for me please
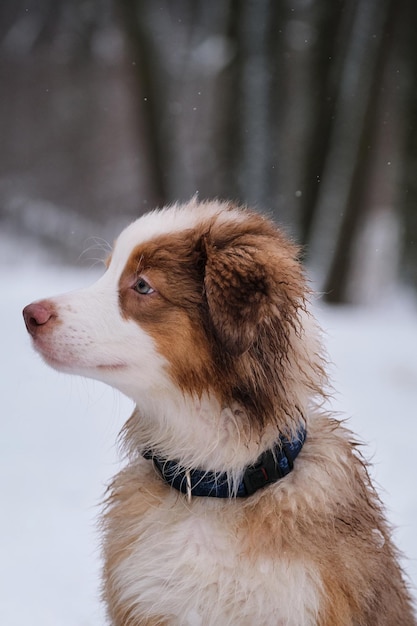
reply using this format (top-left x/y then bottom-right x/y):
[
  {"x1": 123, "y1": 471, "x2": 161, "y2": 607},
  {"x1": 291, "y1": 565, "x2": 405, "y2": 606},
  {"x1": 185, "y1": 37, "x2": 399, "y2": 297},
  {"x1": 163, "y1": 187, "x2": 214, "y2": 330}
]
[
  {"x1": 143, "y1": 423, "x2": 307, "y2": 499},
  {"x1": 122, "y1": 388, "x2": 307, "y2": 482}
]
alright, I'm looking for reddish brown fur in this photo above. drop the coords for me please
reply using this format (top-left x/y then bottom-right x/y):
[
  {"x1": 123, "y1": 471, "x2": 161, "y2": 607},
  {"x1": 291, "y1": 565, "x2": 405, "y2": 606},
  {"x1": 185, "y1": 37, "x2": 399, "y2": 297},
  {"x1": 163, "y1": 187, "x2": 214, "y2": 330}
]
[
  {"x1": 237, "y1": 417, "x2": 414, "y2": 625},
  {"x1": 117, "y1": 212, "x2": 315, "y2": 434},
  {"x1": 103, "y1": 463, "x2": 170, "y2": 626},
  {"x1": 103, "y1": 203, "x2": 415, "y2": 623}
]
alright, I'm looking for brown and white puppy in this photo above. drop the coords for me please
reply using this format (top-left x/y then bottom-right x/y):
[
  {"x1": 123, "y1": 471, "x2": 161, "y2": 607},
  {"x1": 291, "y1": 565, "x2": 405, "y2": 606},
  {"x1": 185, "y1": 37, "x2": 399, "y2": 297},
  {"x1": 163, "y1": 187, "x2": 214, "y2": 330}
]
[{"x1": 23, "y1": 199, "x2": 415, "y2": 625}]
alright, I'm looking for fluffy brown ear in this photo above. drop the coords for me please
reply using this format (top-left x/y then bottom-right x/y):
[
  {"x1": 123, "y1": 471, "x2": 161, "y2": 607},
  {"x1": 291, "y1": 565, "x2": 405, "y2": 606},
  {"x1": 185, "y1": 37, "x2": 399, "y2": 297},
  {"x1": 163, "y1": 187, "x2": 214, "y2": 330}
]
[
  {"x1": 202, "y1": 213, "x2": 306, "y2": 356},
  {"x1": 203, "y1": 235, "x2": 273, "y2": 355}
]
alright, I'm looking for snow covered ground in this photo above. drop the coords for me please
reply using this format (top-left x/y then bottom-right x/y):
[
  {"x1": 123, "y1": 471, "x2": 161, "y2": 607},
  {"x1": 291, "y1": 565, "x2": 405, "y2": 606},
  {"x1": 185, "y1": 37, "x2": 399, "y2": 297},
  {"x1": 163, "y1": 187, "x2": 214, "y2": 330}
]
[{"x1": 1, "y1": 256, "x2": 416, "y2": 625}]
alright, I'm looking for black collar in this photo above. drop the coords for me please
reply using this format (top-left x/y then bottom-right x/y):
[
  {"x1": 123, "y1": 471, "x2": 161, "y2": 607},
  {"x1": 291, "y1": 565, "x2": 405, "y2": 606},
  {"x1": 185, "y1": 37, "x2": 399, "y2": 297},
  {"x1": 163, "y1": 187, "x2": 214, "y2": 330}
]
[{"x1": 143, "y1": 425, "x2": 306, "y2": 498}]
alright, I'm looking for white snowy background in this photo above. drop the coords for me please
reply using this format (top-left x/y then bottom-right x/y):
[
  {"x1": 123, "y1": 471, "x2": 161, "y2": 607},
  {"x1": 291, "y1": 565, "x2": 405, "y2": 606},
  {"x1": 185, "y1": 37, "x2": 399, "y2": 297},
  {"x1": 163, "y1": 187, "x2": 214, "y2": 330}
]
[{"x1": 1, "y1": 239, "x2": 416, "y2": 625}]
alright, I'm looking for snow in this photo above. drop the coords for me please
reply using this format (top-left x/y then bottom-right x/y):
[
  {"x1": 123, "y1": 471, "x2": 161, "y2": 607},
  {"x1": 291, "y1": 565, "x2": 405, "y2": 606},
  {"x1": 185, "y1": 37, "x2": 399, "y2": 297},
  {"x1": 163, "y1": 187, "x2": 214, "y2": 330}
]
[
  {"x1": 1, "y1": 263, "x2": 130, "y2": 626},
  {"x1": 1, "y1": 260, "x2": 416, "y2": 624}
]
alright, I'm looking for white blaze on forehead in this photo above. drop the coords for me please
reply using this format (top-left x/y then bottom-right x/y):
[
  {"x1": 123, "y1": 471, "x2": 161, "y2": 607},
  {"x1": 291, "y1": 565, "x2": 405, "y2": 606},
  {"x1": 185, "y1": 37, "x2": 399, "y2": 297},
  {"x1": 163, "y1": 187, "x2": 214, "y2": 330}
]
[{"x1": 109, "y1": 200, "x2": 246, "y2": 278}]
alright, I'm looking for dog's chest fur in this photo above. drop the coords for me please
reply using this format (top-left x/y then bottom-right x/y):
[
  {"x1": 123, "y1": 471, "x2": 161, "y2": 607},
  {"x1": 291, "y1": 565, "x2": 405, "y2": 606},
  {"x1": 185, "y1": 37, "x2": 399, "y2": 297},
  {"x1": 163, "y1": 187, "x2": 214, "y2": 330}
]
[{"x1": 104, "y1": 464, "x2": 321, "y2": 626}]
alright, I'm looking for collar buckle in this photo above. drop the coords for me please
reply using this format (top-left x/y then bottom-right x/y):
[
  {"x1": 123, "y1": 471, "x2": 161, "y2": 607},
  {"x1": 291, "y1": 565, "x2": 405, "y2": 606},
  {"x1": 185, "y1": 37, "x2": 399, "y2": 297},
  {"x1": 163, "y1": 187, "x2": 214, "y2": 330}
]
[{"x1": 243, "y1": 449, "x2": 285, "y2": 496}]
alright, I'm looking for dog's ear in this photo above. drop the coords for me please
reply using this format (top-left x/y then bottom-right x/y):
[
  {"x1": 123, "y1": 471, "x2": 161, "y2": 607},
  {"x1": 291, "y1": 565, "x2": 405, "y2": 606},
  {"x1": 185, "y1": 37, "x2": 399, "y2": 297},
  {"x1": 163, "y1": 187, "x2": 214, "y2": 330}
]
[
  {"x1": 201, "y1": 216, "x2": 305, "y2": 356},
  {"x1": 203, "y1": 234, "x2": 272, "y2": 355}
]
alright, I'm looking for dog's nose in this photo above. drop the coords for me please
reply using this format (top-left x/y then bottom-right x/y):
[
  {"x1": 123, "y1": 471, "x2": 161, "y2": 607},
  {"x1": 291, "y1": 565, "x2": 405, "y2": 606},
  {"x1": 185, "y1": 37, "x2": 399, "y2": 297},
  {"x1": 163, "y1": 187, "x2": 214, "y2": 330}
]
[{"x1": 23, "y1": 302, "x2": 54, "y2": 336}]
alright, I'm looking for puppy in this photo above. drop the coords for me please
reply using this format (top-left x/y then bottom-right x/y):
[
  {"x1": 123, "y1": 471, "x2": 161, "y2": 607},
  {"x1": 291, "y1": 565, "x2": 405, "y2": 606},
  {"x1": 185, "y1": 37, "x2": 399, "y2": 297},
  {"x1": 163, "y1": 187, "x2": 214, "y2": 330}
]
[{"x1": 23, "y1": 199, "x2": 415, "y2": 625}]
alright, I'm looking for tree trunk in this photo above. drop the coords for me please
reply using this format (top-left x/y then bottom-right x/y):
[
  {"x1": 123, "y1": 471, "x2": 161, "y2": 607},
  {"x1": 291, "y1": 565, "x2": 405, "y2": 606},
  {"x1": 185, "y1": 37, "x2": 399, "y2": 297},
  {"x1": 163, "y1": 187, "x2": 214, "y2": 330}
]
[
  {"x1": 323, "y1": 0, "x2": 400, "y2": 303},
  {"x1": 306, "y1": 0, "x2": 392, "y2": 301}
]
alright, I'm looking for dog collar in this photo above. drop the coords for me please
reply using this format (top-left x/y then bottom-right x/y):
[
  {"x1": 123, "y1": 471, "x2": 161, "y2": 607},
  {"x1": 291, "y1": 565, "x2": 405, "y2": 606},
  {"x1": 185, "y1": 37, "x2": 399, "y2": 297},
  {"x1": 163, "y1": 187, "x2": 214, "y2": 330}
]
[{"x1": 143, "y1": 425, "x2": 306, "y2": 499}]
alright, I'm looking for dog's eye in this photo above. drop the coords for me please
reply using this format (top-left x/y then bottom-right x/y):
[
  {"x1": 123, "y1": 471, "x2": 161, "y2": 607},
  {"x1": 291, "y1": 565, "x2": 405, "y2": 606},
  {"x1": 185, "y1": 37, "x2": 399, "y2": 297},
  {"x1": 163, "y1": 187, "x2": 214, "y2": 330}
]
[{"x1": 134, "y1": 278, "x2": 155, "y2": 295}]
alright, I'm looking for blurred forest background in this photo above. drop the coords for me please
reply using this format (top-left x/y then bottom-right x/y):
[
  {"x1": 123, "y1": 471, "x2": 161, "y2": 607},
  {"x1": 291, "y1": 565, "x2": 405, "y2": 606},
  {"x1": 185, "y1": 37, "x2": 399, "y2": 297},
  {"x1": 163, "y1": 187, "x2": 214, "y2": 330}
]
[{"x1": 1, "y1": 0, "x2": 417, "y2": 304}]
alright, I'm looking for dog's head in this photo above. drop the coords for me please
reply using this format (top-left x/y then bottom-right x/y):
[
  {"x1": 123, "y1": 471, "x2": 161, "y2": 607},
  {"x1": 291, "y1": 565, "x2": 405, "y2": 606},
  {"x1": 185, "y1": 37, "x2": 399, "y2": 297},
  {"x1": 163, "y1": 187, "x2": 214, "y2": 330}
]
[{"x1": 23, "y1": 200, "x2": 324, "y2": 439}]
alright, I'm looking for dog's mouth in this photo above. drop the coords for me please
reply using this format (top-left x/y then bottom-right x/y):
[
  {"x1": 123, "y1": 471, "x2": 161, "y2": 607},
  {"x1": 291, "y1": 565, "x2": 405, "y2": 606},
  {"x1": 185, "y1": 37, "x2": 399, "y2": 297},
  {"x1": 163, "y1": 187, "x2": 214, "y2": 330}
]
[
  {"x1": 33, "y1": 340, "x2": 127, "y2": 373},
  {"x1": 47, "y1": 355, "x2": 127, "y2": 374},
  {"x1": 96, "y1": 362, "x2": 127, "y2": 371}
]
